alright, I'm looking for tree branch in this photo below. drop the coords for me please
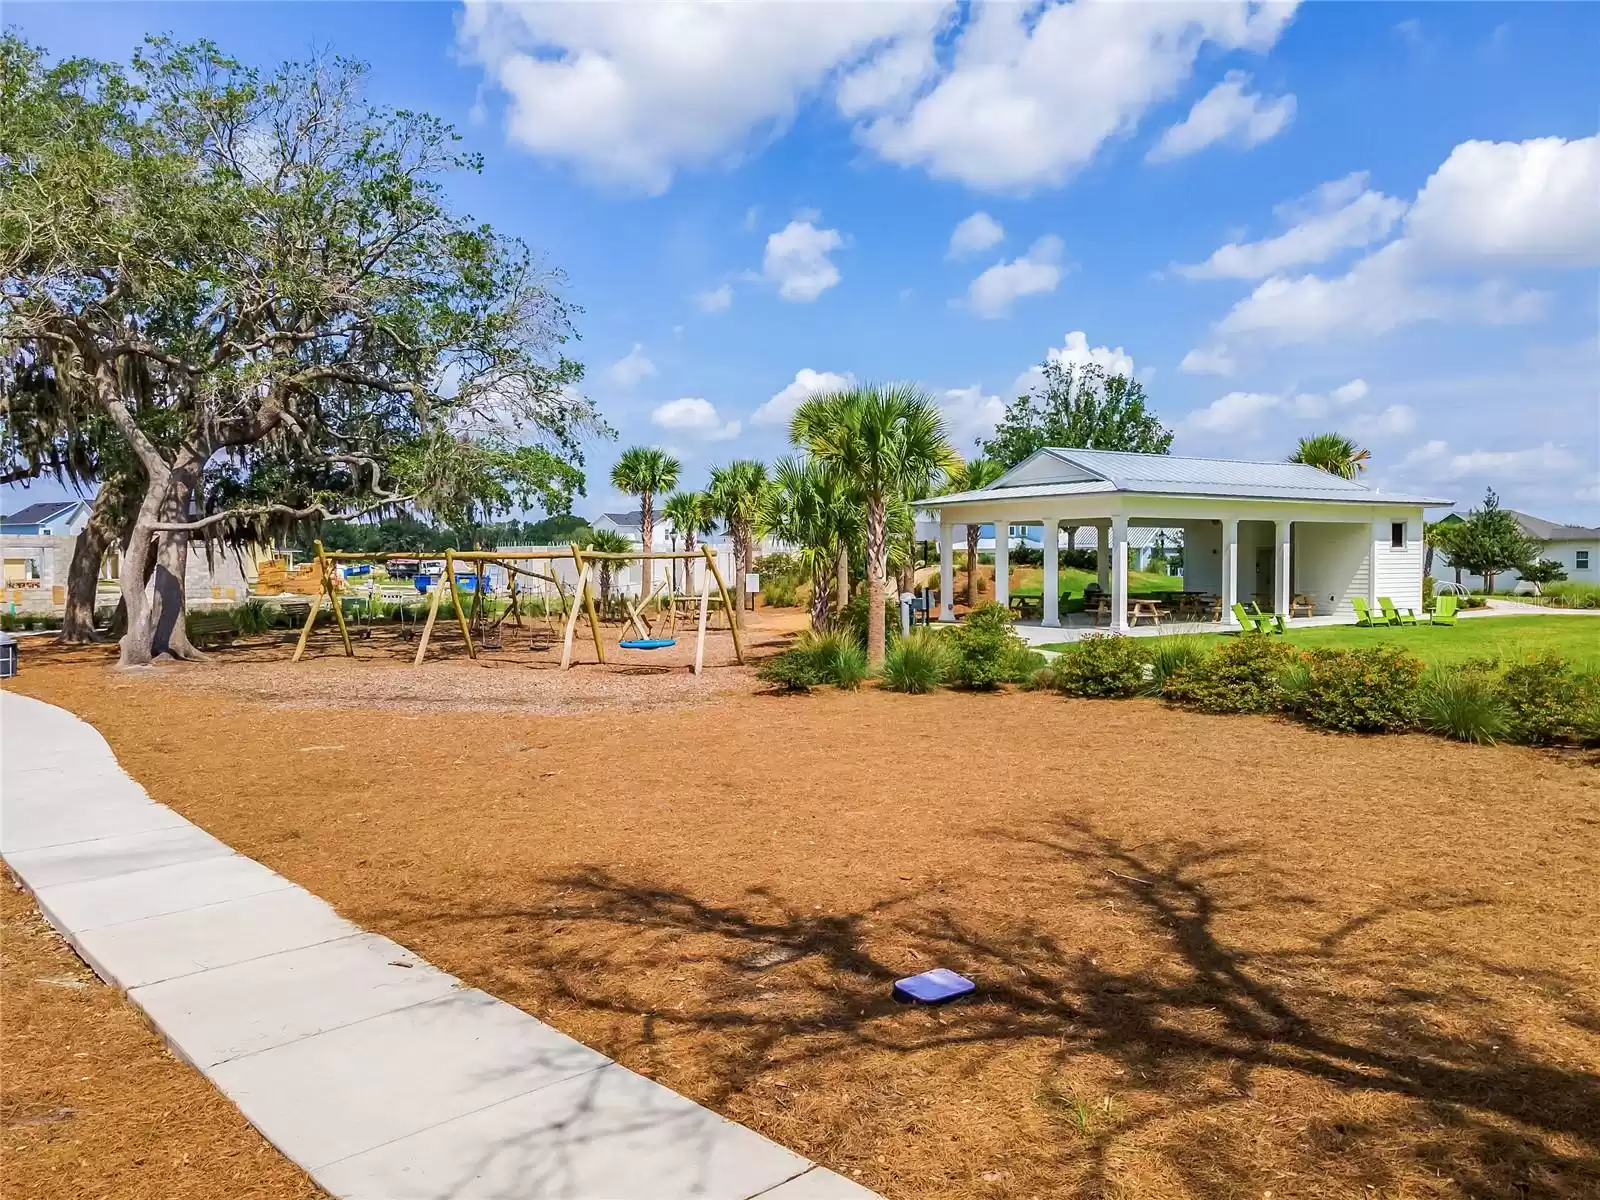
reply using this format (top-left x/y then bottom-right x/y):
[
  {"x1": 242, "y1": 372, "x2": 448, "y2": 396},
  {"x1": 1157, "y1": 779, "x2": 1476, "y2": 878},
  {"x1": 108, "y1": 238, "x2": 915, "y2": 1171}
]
[{"x1": 150, "y1": 493, "x2": 411, "y2": 534}]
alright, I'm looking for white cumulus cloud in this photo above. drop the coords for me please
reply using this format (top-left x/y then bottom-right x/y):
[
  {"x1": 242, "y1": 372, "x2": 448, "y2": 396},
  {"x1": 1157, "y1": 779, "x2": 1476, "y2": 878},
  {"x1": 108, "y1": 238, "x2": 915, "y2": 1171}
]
[
  {"x1": 1180, "y1": 378, "x2": 1388, "y2": 438},
  {"x1": 966, "y1": 235, "x2": 1064, "y2": 319},
  {"x1": 1147, "y1": 71, "x2": 1295, "y2": 163},
  {"x1": 694, "y1": 283, "x2": 733, "y2": 313},
  {"x1": 1013, "y1": 331, "x2": 1136, "y2": 395},
  {"x1": 858, "y1": 1, "x2": 1298, "y2": 192},
  {"x1": 650, "y1": 397, "x2": 741, "y2": 441},
  {"x1": 763, "y1": 218, "x2": 844, "y2": 302},
  {"x1": 606, "y1": 343, "x2": 657, "y2": 388},
  {"x1": 948, "y1": 211, "x2": 1005, "y2": 258},
  {"x1": 1179, "y1": 345, "x2": 1237, "y2": 376},
  {"x1": 1177, "y1": 172, "x2": 1408, "y2": 279},
  {"x1": 751, "y1": 368, "x2": 856, "y2": 427},
  {"x1": 938, "y1": 385, "x2": 1008, "y2": 452},
  {"x1": 1400, "y1": 439, "x2": 1583, "y2": 482}
]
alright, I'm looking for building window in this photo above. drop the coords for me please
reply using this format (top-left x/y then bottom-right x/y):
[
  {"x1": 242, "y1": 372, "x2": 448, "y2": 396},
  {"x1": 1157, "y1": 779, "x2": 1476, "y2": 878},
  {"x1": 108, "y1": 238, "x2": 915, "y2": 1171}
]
[
  {"x1": 1390, "y1": 521, "x2": 1405, "y2": 549},
  {"x1": 1579, "y1": 550, "x2": 1591, "y2": 571}
]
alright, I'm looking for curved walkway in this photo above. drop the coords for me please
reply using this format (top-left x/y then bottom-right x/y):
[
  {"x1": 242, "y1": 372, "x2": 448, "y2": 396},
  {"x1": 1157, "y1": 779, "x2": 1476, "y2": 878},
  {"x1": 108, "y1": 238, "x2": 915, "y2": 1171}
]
[{"x1": 0, "y1": 691, "x2": 877, "y2": 1200}]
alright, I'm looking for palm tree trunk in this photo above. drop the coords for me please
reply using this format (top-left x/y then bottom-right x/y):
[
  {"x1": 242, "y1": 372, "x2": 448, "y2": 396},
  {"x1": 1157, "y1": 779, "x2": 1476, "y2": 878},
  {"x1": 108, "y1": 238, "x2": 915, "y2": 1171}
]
[
  {"x1": 810, "y1": 559, "x2": 830, "y2": 632},
  {"x1": 639, "y1": 495, "x2": 653, "y2": 598},
  {"x1": 835, "y1": 543, "x2": 849, "y2": 610},
  {"x1": 864, "y1": 496, "x2": 888, "y2": 666}
]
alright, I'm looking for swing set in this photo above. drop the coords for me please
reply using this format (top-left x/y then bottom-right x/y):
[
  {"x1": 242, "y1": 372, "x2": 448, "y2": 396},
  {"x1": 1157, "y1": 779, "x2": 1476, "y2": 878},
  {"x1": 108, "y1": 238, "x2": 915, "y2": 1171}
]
[{"x1": 291, "y1": 541, "x2": 744, "y2": 674}]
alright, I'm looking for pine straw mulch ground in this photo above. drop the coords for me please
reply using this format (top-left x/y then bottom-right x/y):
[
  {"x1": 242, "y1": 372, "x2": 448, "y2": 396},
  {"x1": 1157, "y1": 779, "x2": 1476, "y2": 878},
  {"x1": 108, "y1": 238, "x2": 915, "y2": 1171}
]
[
  {"x1": 0, "y1": 876, "x2": 324, "y2": 1200},
  {"x1": 4, "y1": 630, "x2": 1599, "y2": 1200}
]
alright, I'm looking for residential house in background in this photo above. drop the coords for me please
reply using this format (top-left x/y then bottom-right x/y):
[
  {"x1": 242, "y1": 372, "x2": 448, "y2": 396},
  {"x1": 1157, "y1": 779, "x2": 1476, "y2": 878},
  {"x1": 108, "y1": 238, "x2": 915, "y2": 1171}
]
[{"x1": 1429, "y1": 508, "x2": 1599, "y2": 591}]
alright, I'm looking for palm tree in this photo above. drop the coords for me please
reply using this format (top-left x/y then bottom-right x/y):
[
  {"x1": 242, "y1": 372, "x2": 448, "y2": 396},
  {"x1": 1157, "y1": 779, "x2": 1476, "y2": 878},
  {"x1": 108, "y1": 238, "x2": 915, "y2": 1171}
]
[
  {"x1": 610, "y1": 447, "x2": 681, "y2": 599},
  {"x1": 661, "y1": 489, "x2": 715, "y2": 595},
  {"x1": 706, "y1": 459, "x2": 769, "y2": 629},
  {"x1": 1289, "y1": 433, "x2": 1371, "y2": 480},
  {"x1": 948, "y1": 457, "x2": 1007, "y2": 606},
  {"x1": 760, "y1": 457, "x2": 863, "y2": 632},
  {"x1": 792, "y1": 384, "x2": 959, "y2": 666},
  {"x1": 581, "y1": 527, "x2": 634, "y2": 613}
]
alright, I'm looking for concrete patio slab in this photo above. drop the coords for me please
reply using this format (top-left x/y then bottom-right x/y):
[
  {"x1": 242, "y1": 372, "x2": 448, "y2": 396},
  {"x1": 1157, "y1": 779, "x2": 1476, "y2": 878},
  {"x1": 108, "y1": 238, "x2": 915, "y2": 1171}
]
[
  {"x1": 1, "y1": 690, "x2": 884, "y2": 1200},
  {"x1": 314, "y1": 1060, "x2": 814, "y2": 1200},
  {"x1": 73, "y1": 884, "x2": 359, "y2": 988},
  {"x1": 33, "y1": 852, "x2": 295, "y2": 932},
  {"x1": 5, "y1": 824, "x2": 233, "y2": 889},
  {"x1": 210, "y1": 987, "x2": 611, "y2": 1170},
  {"x1": 757, "y1": 1168, "x2": 886, "y2": 1199},
  {"x1": 132, "y1": 932, "x2": 462, "y2": 1068}
]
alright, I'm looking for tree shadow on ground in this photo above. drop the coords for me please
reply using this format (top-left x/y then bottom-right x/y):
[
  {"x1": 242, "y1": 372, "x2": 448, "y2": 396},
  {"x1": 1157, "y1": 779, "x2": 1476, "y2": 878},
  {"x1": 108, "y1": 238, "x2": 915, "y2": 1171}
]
[{"x1": 394, "y1": 819, "x2": 1600, "y2": 1198}]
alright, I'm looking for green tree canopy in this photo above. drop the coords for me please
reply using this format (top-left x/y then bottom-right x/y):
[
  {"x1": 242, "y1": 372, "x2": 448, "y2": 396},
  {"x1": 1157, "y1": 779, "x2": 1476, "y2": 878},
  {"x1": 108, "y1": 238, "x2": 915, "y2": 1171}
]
[
  {"x1": 979, "y1": 360, "x2": 1172, "y2": 468},
  {"x1": 1289, "y1": 432, "x2": 1371, "y2": 480},
  {"x1": 1445, "y1": 489, "x2": 1544, "y2": 593},
  {"x1": 0, "y1": 35, "x2": 601, "y2": 664}
]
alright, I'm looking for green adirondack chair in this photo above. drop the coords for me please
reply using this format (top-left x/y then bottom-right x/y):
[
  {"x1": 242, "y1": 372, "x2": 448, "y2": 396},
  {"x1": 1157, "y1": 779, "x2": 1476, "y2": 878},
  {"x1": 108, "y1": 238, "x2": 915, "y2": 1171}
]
[
  {"x1": 1351, "y1": 596, "x2": 1382, "y2": 627},
  {"x1": 1269, "y1": 612, "x2": 1289, "y2": 635},
  {"x1": 1429, "y1": 594, "x2": 1459, "y2": 626},
  {"x1": 1230, "y1": 602, "x2": 1263, "y2": 633},
  {"x1": 1379, "y1": 597, "x2": 1418, "y2": 626}
]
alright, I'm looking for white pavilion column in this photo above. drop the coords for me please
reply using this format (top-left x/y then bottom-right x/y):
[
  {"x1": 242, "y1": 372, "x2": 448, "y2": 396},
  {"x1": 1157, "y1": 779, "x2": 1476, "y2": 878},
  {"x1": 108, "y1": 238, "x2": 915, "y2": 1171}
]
[
  {"x1": 1042, "y1": 517, "x2": 1060, "y2": 627},
  {"x1": 938, "y1": 520, "x2": 956, "y2": 622},
  {"x1": 992, "y1": 519, "x2": 1010, "y2": 608},
  {"x1": 1109, "y1": 515, "x2": 1130, "y2": 633},
  {"x1": 1221, "y1": 518, "x2": 1239, "y2": 626},
  {"x1": 1095, "y1": 523, "x2": 1109, "y2": 591},
  {"x1": 1275, "y1": 519, "x2": 1292, "y2": 616}
]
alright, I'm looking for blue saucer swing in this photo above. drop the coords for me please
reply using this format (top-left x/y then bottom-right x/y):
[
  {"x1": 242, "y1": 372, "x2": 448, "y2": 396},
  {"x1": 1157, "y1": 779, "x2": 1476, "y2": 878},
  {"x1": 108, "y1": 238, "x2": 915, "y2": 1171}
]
[{"x1": 619, "y1": 637, "x2": 676, "y2": 650}]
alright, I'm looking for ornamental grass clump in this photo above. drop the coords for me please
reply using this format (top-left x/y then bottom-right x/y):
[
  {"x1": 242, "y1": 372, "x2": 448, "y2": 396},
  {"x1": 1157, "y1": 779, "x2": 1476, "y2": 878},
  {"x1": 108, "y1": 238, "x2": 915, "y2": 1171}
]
[
  {"x1": 1418, "y1": 667, "x2": 1508, "y2": 745},
  {"x1": 882, "y1": 629, "x2": 949, "y2": 694}
]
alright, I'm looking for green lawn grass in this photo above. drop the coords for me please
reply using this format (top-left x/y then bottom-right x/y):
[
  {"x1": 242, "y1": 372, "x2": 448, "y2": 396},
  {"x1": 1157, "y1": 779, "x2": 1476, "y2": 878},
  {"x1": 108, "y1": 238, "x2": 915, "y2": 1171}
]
[
  {"x1": 1009, "y1": 566, "x2": 1183, "y2": 599},
  {"x1": 1041, "y1": 615, "x2": 1599, "y2": 669}
]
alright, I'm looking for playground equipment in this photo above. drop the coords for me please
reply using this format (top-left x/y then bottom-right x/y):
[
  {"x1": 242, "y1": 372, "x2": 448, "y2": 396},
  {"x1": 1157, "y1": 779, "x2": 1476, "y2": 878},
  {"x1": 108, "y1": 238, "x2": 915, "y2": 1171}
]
[{"x1": 292, "y1": 542, "x2": 743, "y2": 674}]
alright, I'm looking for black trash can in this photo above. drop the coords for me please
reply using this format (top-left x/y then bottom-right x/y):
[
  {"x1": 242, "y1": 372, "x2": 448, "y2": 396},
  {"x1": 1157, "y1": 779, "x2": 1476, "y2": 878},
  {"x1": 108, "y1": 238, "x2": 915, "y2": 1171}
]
[{"x1": 0, "y1": 631, "x2": 16, "y2": 679}]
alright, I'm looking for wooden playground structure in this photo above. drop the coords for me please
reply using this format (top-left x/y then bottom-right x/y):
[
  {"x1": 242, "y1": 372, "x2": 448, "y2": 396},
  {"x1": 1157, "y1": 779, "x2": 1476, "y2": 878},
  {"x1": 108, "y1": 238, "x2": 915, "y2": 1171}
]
[{"x1": 290, "y1": 542, "x2": 744, "y2": 674}]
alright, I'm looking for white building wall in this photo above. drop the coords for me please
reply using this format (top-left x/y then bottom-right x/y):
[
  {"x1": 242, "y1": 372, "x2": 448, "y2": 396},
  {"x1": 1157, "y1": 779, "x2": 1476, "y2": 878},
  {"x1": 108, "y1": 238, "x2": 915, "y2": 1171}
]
[
  {"x1": 1294, "y1": 522, "x2": 1370, "y2": 616},
  {"x1": 1372, "y1": 514, "x2": 1425, "y2": 612},
  {"x1": 1432, "y1": 537, "x2": 1600, "y2": 591}
]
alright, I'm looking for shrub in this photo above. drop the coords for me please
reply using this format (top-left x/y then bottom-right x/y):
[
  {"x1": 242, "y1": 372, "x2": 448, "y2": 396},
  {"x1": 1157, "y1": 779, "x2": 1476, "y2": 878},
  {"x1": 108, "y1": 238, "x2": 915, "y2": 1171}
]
[
  {"x1": 1544, "y1": 580, "x2": 1600, "y2": 609},
  {"x1": 1164, "y1": 635, "x2": 1296, "y2": 714},
  {"x1": 1145, "y1": 634, "x2": 1209, "y2": 694},
  {"x1": 231, "y1": 598, "x2": 272, "y2": 636},
  {"x1": 837, "y1": 592, "x2": 900, "y2": 651},
  {"x1": 1001, "y1": 643, "x2": 1048, "y2": 685},
  {"x1": 791, "y1": 629, "x2": 871, "y2": 691},
  {"x1": 1288, "y1": 646, "x2": 1425, "y2": 733},
  {"x1": 1418, "y1": 667, "x2": 1508, "y2": 745},
  {"x1": 761, "y1": 576, "x2": 800, "y2": 608},
  {"x1": 1497, "y1": 654, "x2": 1590, "y2": 746},
  {"x1": 882, "y1": 629, "x2": 948, "y2": 694},
  {"x1": 1049, "y1": 635, "x2": 1150, "y2": 698},
  {"x1": 945, "y1": 602, "x2": 1025, "y2": 690},
  {"x1": 756, "y1": 650, "x2": 827, "y2": 693}
]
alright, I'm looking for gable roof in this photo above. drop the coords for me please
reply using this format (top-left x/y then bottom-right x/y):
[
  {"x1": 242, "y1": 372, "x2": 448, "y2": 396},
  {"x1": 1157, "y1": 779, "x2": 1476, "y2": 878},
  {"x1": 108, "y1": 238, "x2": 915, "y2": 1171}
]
[
  {"x1": 922, "y1": 448, "x2": 1451, "y2": 507},
  {"x1": 0, "y1": 499, "x2": 85, "y2": 528},
  {"x1": 1505, "y1": 509, "x2": 1599, "y2": 541},
  {"x1": 597, "y1": 511, "x2": 643, "y2": 529}
]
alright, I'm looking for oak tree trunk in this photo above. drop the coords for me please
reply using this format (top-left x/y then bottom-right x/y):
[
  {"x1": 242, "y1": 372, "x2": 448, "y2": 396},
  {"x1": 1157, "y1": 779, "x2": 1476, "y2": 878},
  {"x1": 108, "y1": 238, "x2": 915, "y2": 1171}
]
[{"x1": 58, "y1": 494, "x2": 117, "y2": 643}]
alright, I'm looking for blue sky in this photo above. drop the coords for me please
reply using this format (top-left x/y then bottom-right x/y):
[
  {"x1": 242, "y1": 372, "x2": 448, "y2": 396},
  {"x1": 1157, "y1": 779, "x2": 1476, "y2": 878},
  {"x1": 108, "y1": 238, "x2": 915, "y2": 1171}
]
[{"x1": 7, "y1": 1, "x2": 1598, "y2": 524}]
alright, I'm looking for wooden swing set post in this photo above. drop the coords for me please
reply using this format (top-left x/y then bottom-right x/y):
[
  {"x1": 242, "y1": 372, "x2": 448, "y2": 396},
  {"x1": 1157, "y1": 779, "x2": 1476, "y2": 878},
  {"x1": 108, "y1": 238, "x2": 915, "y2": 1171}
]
[
  {"x1": 446, "y1": 550, "x2": 475, "y2": 659},
  {"x1": 558, "y1": 560, "x2": 593, "y2": 671},
  {"x1": 319, "y1": 541, "x2": 356, "y2": 659},
  {"x1": 570, "y1": 543, "x2": 606, "y2": 665},
  {"x1": 412, "y1": 564, "x2": 447, "y2": 666},
  {"x1": 701, "y1": 545, "x2": 744, "y2": 664}
]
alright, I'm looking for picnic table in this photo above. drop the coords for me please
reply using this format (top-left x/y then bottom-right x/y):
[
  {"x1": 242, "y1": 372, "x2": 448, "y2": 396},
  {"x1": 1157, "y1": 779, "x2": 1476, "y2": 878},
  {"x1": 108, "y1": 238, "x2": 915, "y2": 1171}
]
[
  {"x1": 1009, "y1": 595, "x2": 1043, "y2": 621},
  {"x1": 1291, "y1": 594, "x2": 1317, "y2": 618},
  {"x1": 1128, "y1": 599, "x2": 1165, "y2": 627}
]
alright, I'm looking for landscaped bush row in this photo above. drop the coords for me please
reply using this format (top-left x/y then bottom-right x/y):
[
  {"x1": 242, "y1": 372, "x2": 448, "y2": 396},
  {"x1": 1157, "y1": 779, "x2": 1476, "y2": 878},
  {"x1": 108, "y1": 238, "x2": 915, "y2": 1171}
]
[
  {"x1": 0, "y1": 612, "x2": 64, "y2": 632},
  {"x1": 759, "y1": 602, "x2": 1043, "y2": 694},
  {"x1": 1037, "y1": 634, "x2": 1599, "y2": 747}
]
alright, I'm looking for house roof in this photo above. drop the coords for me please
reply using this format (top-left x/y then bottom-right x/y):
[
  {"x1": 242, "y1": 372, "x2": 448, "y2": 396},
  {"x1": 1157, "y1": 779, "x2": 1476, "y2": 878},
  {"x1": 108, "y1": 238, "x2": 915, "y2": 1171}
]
[
  {"x1": 0, "y1": 499, "x2": 85, "y2": 527},
  {"x1": 921, "y1": 448, "x2": 1451, "y2": 507},
  {"x1": 1505, "y1": 509, "x2": 1599, "y2": 541},
  {"x1": 598, "y1": 511, "x2": 643, "y2": 529}
]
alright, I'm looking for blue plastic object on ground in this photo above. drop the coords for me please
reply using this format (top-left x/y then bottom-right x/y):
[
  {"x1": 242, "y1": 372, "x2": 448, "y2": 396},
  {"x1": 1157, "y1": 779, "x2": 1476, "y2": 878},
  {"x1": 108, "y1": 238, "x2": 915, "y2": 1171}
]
[
  {"x1": 618, "y1": 638, "x2": 678, "y2": 650},
  {"x1": 892, "y1": 967, "x2": 975, "y2": 1005}
]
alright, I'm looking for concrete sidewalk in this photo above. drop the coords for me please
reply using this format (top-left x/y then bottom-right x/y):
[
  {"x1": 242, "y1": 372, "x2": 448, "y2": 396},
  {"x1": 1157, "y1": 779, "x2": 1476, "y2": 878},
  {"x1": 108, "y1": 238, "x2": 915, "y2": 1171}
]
[{"x1": 1, "y1": 690, "x2": 879, "y2": 1200}]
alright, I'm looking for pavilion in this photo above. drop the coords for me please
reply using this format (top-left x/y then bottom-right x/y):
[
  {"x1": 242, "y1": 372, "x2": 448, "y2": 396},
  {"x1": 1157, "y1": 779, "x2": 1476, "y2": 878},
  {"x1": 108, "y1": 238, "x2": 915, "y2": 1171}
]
[{"x1": 918, "y1": 449, "x2": 1450, "y2": 634}]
